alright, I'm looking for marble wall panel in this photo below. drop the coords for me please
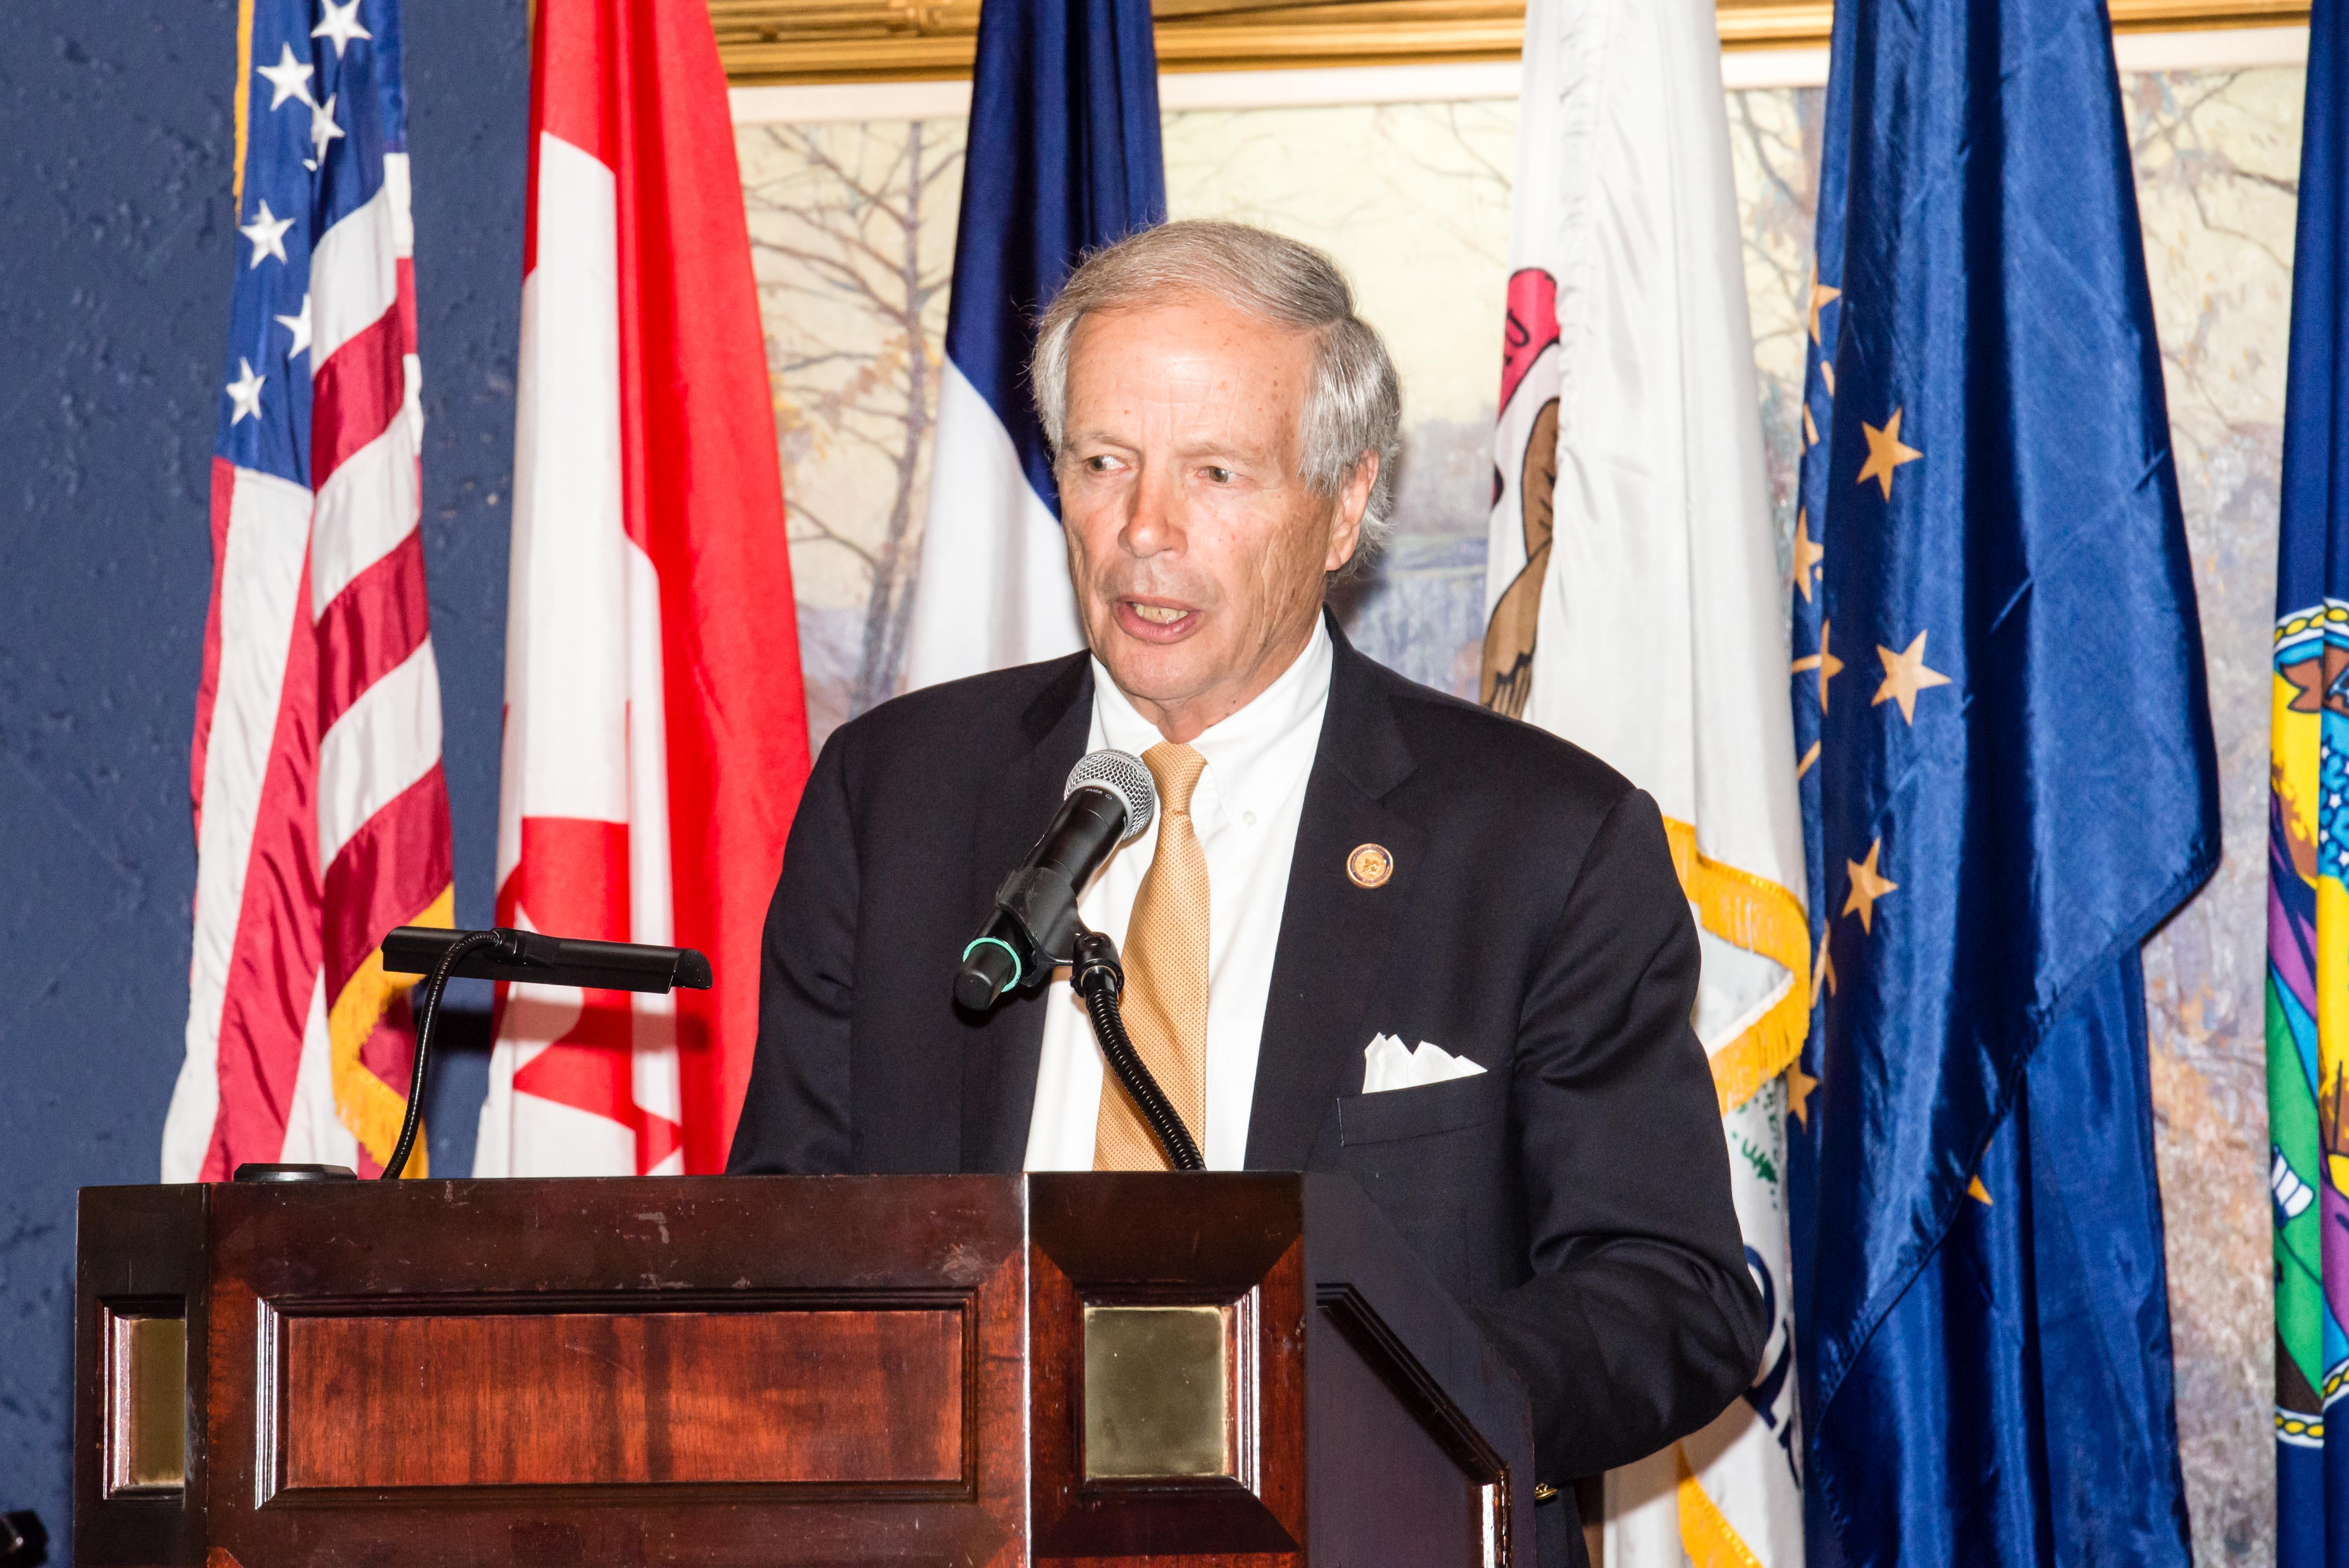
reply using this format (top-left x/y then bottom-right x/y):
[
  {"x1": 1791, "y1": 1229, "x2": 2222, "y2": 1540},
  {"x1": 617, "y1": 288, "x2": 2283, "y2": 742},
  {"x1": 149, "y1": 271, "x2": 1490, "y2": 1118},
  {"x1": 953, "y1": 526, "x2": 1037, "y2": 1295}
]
[{"x1": 737, "y1": 63, "x2": 2300, "y2": 1563}]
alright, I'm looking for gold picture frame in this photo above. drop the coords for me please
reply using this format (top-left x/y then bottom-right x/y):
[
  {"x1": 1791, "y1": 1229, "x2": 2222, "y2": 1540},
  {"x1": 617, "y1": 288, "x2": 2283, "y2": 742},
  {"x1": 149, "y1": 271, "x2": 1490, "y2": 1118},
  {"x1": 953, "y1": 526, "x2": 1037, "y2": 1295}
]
[{"x1": 712, "y1": 0, "x2": 2310, "y2": 86}]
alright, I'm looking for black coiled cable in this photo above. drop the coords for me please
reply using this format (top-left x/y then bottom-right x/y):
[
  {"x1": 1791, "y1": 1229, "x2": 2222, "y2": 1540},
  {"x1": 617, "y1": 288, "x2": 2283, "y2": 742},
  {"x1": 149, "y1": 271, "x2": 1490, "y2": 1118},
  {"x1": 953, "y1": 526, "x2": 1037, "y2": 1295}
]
[
  {"x1": 1072, "y1": 928, "x2": 1204, "y2": 1171},
  {"x1": 380, "y1": 928, "x2": 504, "y2": 1181}
]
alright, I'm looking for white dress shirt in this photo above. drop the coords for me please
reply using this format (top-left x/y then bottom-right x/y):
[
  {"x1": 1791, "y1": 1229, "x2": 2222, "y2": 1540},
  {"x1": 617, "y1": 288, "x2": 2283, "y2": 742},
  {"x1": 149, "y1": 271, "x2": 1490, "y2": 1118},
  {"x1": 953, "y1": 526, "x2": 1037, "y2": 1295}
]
[{"x1": 1022, "y1": 621, "x2": 1334, "y2": 1171}]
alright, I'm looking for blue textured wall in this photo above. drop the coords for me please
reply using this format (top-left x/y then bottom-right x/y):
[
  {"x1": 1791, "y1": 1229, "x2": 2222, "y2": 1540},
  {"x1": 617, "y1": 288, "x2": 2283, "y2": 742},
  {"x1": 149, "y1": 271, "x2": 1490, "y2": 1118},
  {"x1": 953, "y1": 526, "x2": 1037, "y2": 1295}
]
[{"x1": 0, "y1": 0, "x2": 527, "y2": 1546}]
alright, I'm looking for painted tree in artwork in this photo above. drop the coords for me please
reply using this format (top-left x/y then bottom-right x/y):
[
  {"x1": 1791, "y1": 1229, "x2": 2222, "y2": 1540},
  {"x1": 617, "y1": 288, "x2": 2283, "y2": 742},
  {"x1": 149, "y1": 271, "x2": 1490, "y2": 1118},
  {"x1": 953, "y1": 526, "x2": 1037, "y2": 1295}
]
[
  {"x1": 1722, "y1": 86, "x2": 1825, "y2": 568},
  {"x1": 740, "y1": 119, "x2": 965, "y2": 739}
]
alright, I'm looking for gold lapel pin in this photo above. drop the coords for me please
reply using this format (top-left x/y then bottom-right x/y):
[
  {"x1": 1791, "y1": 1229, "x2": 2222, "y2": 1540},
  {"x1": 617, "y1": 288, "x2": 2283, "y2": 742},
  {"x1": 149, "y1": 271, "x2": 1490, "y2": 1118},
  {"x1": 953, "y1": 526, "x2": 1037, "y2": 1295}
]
[{"x1": 1347, "y1": 843, "x2": 1394, "y2": 889}]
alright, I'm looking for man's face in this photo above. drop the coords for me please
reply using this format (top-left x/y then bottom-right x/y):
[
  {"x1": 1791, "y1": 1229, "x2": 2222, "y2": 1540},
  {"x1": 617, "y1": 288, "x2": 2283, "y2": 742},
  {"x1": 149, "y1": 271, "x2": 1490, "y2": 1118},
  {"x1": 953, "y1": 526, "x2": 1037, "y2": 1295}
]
[{"x1": 1056, "y1": 294, "x2": 1372, "y2": 741}]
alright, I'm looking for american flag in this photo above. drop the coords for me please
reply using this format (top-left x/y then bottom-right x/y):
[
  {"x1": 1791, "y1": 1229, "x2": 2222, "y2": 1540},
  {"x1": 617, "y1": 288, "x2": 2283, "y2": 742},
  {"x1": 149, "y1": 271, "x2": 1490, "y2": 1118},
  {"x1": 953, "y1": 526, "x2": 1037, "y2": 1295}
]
[{"x1": 164, "y1": 0, "x2": 452, "y2": 1181}]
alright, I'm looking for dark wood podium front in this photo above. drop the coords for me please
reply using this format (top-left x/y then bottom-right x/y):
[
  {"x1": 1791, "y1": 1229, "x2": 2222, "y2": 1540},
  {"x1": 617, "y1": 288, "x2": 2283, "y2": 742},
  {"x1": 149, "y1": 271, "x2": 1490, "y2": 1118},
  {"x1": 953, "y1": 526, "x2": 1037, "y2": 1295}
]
[{"x1": 76, "y1": 1174, "x2": 1532, "y2": 1567}]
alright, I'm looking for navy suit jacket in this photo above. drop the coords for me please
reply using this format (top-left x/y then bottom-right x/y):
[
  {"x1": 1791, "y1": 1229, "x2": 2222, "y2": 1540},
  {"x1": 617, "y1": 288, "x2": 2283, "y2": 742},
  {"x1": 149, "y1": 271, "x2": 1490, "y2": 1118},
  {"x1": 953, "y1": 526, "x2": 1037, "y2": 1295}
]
[{"x1": 729, "y1": 619, "x2": 1767, "y2": 1560}]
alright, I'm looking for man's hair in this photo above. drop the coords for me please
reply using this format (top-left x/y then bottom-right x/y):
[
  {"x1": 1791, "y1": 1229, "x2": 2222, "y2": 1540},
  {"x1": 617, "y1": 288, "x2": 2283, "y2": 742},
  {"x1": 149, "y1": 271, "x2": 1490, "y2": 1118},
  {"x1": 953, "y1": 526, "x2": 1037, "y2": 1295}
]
[{"x1": 1030, "y1": 220, "x2": 1403, "y2": 578}]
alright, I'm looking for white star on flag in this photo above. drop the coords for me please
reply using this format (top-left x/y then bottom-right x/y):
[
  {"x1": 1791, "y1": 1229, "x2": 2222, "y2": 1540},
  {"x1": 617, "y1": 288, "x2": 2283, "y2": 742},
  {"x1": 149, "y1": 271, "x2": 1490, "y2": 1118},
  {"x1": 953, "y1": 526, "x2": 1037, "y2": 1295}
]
[
  {"x1": 255, "y1": 42, "x2": 313, "y2": 110},
  {"x1": 308, "y1": 93, "x2": 345, "y2": 159},
  {"x1": 239, "y1": 200, "x2": 294, "y2": 269},
  {"x1": 225, "y1": 358, "x2": 266, "y2": 424},
  {"x1": 275, "y1": 294, "x2": 313, "y2": 360},
  {"x1": 311, "y1": 0, "x2": 372, "y2": 58}
]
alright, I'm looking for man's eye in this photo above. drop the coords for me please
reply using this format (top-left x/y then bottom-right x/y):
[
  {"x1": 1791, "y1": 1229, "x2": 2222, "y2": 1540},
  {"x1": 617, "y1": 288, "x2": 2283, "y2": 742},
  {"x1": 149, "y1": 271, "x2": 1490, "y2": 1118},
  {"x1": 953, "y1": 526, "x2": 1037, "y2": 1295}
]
[
  {"x1": 1204, "y1": 466, "x2": 1234, "y2": 484},
  {"x1": 1086, "y1": 455, "x2": 1116, "y2": 472}
]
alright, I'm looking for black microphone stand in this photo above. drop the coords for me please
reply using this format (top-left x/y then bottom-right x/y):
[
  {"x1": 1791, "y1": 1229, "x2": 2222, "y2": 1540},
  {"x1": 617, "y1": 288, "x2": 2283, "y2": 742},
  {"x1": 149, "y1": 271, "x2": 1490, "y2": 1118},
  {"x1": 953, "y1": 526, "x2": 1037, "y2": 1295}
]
[
  {"x1": 234, "y1": 927, "x2": 715, "y2": 1184},
  {"x1": 380, "y1": 929, "x2": 506, "y2": 1181},
  {"x1": 1070, "y1": 926, "x2": 1204, "y2": 1172},
  {"x1": 377, "y1": 926, "x2": 715, "y2": 1181}
]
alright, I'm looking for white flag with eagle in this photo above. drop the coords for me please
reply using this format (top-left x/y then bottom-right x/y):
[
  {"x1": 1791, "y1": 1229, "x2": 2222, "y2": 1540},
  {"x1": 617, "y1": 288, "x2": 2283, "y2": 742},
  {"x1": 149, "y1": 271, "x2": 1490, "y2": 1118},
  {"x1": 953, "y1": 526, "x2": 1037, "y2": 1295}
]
[{"x1": 1480, "y1": 0, "x2": 1809, "y2": 1561}]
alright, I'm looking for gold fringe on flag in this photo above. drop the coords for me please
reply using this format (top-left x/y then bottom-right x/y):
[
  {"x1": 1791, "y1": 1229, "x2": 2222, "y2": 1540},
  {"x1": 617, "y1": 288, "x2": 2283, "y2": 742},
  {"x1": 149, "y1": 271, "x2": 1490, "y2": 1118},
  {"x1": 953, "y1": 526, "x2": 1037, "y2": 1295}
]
[
  {"x1": 232, "y1": 0, "x2": 255, "y2": 210},
  {"x1": 1676, "y1": 1444, "x2": 1767, "y2": 1568},
  {"x1": 1661, "y1": 816, "x2": 1812, "y2": 1114},
  {"x1": 326, "y1": 884, "x2": 454, "y2": 1175}
]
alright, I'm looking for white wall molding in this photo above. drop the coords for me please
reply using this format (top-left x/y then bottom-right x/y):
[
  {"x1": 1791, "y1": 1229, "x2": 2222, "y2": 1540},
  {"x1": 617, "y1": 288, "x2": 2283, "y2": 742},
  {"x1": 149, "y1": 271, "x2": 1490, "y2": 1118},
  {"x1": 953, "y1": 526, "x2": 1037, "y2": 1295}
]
[{"x1": 2115, "y1": 24, "x2": 2307, "y2": 71}]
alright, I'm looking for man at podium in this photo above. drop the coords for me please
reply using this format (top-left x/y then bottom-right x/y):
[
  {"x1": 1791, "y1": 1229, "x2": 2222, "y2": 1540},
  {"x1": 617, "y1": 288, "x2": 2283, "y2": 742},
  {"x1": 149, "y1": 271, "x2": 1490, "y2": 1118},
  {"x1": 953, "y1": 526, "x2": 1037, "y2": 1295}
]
[{"x1": 731, "y1": 221, "x2": 1767, "y2": 1550}]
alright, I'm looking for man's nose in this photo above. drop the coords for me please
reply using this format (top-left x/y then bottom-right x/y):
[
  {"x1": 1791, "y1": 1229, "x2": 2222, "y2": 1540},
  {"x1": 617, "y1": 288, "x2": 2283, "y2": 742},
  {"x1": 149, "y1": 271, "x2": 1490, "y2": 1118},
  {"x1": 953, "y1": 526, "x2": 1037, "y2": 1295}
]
[{"x1": 1120, "y1": 465, "x2": 1185, "y2": 558}]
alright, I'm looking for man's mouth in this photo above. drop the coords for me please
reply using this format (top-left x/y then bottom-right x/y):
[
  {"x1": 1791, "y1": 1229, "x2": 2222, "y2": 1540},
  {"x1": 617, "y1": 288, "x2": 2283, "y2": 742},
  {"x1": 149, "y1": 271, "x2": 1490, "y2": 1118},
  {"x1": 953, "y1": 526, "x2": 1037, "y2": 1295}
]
[{"x1": 1114, "y1": 597, "x2": 1200, "y2": 640}]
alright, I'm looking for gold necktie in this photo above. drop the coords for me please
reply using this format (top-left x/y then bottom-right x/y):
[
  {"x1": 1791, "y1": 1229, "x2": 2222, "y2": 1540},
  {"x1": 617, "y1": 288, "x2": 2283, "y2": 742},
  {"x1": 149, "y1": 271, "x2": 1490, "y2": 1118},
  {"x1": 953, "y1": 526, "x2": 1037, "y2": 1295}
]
[{"x1": 1094, "y1": 742, "x2": 1211, "y2": 1170}]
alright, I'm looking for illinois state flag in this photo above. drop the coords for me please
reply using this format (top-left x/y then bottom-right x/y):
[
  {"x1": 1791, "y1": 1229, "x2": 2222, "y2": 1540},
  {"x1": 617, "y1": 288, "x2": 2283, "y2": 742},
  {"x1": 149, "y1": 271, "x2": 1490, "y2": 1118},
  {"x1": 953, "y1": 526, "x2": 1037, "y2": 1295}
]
[
  {"x1": 167, "y1": 0, "x2": 453, "y2": 1181},
  {"x1": 475, "y1": 0, "x2": 810, "y2": 1177},
  {"x1": 1481, "y1": 0, "x2": 1806, "y2": 1561}
]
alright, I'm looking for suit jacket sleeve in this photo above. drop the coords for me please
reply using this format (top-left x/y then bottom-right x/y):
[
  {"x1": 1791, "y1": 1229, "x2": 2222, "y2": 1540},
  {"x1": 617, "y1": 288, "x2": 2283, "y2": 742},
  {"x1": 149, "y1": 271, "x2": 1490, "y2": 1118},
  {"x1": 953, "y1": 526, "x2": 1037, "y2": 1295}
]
[
  {"x1": 727, "y1": 731, "x2": 858, "y2": 1174},
  {"x1": 1468, "y1": 787, "x2": 1769, "y2": 1481}
]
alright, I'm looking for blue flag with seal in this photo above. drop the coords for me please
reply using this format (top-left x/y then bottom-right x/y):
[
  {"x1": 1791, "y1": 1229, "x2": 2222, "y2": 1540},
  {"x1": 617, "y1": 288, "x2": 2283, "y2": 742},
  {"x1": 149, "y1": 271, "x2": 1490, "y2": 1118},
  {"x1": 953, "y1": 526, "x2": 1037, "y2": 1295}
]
[
  {"x1": 899, "y1": 0, "x2": 1164, "y2": 693},
  {"x1": 2268, "y1": 2, "x2": 2349, "y2": 1562},
  {"x1": 1785, "y1": 0, "x2": 2220, "y2": 1562}
]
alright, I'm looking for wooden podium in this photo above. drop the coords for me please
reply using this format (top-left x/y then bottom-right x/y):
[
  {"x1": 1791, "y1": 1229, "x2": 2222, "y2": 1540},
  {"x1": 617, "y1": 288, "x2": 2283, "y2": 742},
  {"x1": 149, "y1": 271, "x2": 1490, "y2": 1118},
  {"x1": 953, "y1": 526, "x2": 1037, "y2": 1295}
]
[{"x1": 76, "y1": 1174, "x2": 1532, "y2": 1567}]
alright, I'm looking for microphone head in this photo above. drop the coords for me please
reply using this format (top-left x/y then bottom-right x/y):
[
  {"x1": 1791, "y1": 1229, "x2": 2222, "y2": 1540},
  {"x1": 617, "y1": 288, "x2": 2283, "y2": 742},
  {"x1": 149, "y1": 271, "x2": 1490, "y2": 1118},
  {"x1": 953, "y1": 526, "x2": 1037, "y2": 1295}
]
[{"x1": 1065, "y1": 749, "x2": 1156, "y2": 843}]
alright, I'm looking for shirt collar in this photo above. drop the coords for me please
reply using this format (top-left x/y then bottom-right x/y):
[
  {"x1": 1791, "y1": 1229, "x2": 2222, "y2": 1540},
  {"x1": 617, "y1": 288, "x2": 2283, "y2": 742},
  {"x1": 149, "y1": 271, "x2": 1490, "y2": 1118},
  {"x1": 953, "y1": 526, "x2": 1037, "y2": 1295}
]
[{"x1": 1088, "y1": 619, "x2": 1334, "y2": 830}]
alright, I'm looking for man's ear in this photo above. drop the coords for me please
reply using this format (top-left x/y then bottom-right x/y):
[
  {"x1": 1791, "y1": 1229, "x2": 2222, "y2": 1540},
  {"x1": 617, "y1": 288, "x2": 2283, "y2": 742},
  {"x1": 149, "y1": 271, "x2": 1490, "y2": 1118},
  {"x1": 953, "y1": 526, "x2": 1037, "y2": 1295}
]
[{"x1": 1323, "y1": 451, "x2": 1379, "y2": 573}]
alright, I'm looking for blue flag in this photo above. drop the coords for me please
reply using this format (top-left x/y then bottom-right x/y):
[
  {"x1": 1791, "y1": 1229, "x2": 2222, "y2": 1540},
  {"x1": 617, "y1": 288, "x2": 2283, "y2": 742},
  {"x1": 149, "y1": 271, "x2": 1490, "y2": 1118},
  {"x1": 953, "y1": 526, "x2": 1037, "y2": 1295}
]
[
  {"x1": 2269, "y1": 3, "x2": 2349, "y2": 1563},
  {"x1": 900, "y1": 0, "x2": 1165, "y2": 692},
  {"x1": 1785, "y1": 0, "x2": 2221, "y2": 1562}
]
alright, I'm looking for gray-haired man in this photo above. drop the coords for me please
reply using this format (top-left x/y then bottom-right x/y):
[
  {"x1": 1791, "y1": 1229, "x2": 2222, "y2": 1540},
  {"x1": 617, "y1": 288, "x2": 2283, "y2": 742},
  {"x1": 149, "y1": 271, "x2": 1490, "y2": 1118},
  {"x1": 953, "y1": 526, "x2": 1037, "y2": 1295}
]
[{"x1": 731, "y1": 220, "x2": 1765, "y2": 1565}]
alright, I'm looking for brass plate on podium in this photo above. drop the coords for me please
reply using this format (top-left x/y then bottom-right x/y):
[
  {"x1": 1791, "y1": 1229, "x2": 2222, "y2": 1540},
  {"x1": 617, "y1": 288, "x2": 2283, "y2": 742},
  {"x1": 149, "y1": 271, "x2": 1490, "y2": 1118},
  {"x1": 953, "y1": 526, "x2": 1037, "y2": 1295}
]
[
  {"x1": 103, "y1": 1311, "x2": 186, "y2": 1495},
  {"x1": 1082, "y1": 1304, "x2": 1231, "y2": 1480}
]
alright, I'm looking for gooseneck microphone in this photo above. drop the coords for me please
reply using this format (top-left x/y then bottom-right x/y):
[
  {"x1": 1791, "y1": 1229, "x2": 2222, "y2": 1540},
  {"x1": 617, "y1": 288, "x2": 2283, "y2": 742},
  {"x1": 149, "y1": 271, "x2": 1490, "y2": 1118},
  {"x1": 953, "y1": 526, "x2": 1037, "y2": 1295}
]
[
  {"x1": 236, "y1": 929, "x2": 715, "y2": 1184},
  {"x1": 954, "y1": 749, "x2": 1156, "y2": 1011},
  {"x1": 952, "y1": 749, "x2": 1202, "y2": 1171},
  {"x1": 376, "y1": 927, "x2": 712, "y2": 1181}
]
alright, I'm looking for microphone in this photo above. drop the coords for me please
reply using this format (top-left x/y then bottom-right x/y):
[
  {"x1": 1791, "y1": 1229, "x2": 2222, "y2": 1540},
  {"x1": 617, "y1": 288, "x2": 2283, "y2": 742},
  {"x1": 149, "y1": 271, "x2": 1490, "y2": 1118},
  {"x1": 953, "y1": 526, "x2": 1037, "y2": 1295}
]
[
  {"x1": 236, "y1": 927, "x2": 717, "y2": 1185},
  {"x1": 380, "y1": 926, "x2": 713, "y2": 993},
  {"x1": 367, "y1": 927, "x2": 708, "y2": 1182},
  {"x1": 955, "y1": 749, "x2": 1156, "y2": 1011}
]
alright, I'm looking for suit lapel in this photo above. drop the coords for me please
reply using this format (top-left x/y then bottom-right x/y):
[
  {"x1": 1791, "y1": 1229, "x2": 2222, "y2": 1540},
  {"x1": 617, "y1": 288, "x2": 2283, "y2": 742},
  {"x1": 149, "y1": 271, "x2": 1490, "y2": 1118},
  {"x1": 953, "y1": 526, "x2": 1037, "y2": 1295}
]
[
  {"x1": 960, "y1": 655, "x2": 1093, "y2": 1172},
  {"x1": 1245, "y1": 625, "x2": 1425, "y2": 1171}
]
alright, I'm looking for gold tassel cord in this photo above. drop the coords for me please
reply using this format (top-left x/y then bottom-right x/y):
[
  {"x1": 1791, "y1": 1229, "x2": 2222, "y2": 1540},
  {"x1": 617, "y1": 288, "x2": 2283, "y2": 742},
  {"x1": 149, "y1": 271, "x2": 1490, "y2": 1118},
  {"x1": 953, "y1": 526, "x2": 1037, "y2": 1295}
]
[{"x1": 1660, "y1": 816, "x2": 1812, "y2": 1114}]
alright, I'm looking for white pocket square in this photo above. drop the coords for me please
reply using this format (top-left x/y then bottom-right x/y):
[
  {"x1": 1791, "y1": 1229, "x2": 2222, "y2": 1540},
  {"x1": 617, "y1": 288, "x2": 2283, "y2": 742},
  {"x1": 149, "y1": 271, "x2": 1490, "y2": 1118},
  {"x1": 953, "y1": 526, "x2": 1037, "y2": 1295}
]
[{"x1": 1361, "y1": 1032, "x2": 1487, "y2": 1094}]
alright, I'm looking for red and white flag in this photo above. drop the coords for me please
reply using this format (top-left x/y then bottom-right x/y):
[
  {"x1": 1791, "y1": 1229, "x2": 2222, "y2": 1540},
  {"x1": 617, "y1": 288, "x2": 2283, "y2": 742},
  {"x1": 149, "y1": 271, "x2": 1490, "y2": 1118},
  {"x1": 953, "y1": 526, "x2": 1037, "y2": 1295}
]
[
  {"x1": 474, "y1": 0, "x2": 811, "y2": 1177},
  {"x1": 166, "y1": 0, "x2": 451, "y2": 1182}
]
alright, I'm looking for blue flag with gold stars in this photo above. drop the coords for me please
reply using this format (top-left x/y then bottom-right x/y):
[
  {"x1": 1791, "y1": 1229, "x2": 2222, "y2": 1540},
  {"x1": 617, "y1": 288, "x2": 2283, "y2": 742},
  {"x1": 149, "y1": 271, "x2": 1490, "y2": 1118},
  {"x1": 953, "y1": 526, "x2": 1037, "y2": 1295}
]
[{"x1": 1784, "y1": 0, "x2": 2220, "y2": 1562}]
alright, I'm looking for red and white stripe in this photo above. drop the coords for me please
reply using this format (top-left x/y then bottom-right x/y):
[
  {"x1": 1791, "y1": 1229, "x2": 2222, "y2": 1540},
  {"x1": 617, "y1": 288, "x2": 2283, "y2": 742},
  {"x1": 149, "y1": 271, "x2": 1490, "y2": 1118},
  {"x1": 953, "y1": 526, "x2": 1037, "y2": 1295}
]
[
  {"x1": 473, "y1": 0, "x2": 810, "y2": 1178},
  {"x1": 167, "y1": 151, "x2": 454, "y2": 1183}
]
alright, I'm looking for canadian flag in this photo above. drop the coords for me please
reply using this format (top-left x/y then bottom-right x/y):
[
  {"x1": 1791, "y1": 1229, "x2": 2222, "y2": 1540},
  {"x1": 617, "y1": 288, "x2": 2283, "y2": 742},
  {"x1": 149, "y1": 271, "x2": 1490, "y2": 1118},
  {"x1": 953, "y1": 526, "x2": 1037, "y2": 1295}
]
[{"x1": 475, "y1": 0, "x2": 810, "y2": 1177}]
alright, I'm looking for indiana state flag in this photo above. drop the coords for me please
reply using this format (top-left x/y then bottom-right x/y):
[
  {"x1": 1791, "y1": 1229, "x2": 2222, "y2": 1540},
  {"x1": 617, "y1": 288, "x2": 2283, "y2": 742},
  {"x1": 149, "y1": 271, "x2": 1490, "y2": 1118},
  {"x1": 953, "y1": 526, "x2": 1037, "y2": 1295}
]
[
  {"x1": 2268, "y1": 2, "x2": 2349, "y2": 1562},
  {"x1": 1786, "y1": 0, "x2": 2220, "y2": 1562},
  {"x1": 898, "y1": 0, "x2": 1164, "y2": 690}
]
